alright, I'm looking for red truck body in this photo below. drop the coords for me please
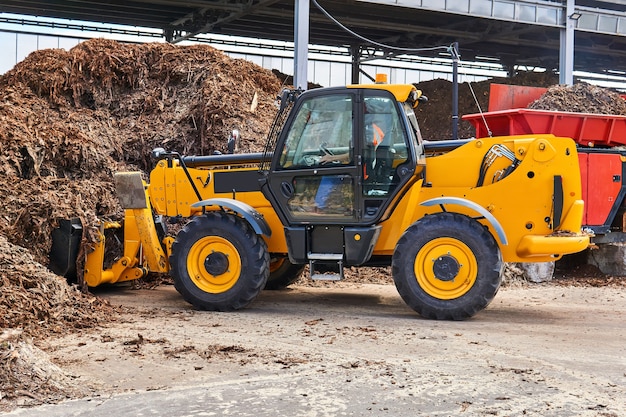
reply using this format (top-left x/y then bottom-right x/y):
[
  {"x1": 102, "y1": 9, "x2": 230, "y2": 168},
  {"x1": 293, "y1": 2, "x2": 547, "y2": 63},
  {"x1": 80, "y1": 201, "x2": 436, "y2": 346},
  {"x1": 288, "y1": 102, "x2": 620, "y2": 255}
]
[{"x1": 464, "y1": 108, "x2": 626, "y2": 148}]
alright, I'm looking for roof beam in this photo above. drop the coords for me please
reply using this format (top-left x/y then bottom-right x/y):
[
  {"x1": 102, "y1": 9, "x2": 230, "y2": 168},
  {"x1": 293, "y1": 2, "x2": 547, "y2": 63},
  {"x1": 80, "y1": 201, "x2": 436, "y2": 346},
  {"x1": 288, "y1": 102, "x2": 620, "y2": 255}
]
[{"x1": 167, "y1": 0, "x2": 281, "y2": 43}]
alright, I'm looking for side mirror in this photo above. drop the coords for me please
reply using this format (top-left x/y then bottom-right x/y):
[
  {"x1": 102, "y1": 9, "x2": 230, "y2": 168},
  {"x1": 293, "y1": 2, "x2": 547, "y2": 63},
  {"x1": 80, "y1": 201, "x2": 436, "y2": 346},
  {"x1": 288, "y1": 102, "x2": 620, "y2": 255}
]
[{"x1": 152, "y1": 147, "x2": 166, "y2": 159}]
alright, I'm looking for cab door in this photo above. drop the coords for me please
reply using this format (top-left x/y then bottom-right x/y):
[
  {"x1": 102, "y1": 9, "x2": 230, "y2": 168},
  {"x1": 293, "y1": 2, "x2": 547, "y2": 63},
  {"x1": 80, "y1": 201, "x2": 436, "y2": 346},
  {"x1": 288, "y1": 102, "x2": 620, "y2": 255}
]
[
  {"x1": 264, "y1": 88, "x2": 414, "y2": 225},
  {"x1": 265, "y1": 89, "x2": 360, "y2": 225}
]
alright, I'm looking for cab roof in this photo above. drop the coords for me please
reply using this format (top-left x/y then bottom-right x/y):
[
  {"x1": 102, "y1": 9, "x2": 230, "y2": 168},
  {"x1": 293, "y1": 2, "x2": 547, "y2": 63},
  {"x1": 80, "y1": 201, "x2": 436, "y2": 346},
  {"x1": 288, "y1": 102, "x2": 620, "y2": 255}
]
[{"x1": 347, "y1": 83, "x2": 421, "y2": 104}]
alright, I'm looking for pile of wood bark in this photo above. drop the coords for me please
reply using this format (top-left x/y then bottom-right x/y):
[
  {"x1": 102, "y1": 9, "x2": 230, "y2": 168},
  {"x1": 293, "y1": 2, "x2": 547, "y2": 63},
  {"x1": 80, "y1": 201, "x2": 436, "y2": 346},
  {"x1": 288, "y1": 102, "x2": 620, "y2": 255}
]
[
  {"x1": 415, "y1": 71, "x2": 559, "y2": 140},
  {"x1": 0, "y1": 38, "x2": 282, "y2": 405},
  {"x1": 0, "y1": 233, "x2": 113, "y2": 408},
  {"x1": 0, "y1": 39, "x2": 280, "y2": 264},
  {"x1": 529, "y1": 83, "x2": 626, "y2": 115},
  {"x1": 415, "y1": 72, "x2": 626, "y2": 140}
]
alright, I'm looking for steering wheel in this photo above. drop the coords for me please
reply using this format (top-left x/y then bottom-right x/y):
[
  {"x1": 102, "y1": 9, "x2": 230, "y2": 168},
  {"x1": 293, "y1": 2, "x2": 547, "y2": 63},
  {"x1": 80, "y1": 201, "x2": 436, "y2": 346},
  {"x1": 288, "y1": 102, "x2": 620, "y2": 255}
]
[
  {"x1": 300, "y1": 144, "x2": 340, "y2": 166},
  {"x1": 319, "y1": 143, "x2": 343, "y2": 165},
  {"x1": 301, "y1": 154, "x2": 321, "y2": 166}
]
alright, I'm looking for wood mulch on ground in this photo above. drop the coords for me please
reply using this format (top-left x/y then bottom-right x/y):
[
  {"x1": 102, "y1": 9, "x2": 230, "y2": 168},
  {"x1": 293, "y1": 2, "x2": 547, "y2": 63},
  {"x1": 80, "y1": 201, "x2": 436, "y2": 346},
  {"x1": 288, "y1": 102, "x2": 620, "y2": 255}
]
[{"x1": 0, "y1": 39, "x2": 281, "y2": 407}]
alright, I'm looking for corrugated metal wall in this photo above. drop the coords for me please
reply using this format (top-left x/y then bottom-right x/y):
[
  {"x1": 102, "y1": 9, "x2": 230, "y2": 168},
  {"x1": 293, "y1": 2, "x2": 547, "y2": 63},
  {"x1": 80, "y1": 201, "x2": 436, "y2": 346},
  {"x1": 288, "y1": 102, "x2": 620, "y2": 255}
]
[{"x1": 0, "y1": 31, "x2": 498, "y2": 86}]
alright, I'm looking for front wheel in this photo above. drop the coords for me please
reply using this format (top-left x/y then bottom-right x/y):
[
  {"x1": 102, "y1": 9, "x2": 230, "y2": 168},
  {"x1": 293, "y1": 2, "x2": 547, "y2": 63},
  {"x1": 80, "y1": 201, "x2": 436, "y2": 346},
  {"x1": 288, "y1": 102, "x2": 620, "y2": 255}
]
[
  {"x1": 392, "y1": 213, "x2": 503, "y2": 320},
  {"x1": 170, "y1": 212, "x2": 269, "y2": 311}
]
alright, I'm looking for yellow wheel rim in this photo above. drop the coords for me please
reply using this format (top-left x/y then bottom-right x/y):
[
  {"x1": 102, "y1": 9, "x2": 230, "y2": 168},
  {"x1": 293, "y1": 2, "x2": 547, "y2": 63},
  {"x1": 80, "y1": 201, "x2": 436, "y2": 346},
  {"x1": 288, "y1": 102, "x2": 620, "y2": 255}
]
[
  {"x1": 187, "y1": 236, "x2": 241, "y2": 294},
  {"x1": 269, "y1": 258, "x2": 286, "y2": 274},
  {"x1": 414, "y1": 237, "x2": 478, "y2": 300}
]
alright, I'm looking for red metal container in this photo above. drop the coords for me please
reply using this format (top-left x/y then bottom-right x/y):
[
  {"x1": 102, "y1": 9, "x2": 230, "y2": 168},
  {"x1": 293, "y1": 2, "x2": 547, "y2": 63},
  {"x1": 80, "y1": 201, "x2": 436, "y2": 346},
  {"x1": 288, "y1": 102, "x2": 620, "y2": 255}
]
[
  {"x1": 577, "y1": 149, "x2": 626, "y2": 231},
  {"x1": 487, "y1": 84, "x2": 547, "y2": 111},
  {"x1": 463, "y1": 108, "x2": 626, "y2": 147}
]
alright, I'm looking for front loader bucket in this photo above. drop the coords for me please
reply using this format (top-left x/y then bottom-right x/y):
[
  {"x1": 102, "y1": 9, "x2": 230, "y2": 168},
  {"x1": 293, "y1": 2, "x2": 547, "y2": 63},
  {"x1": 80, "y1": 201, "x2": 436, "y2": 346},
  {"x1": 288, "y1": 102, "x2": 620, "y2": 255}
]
[{"x1": 49, "y1": 218, "x2": 83, "y2": 282}]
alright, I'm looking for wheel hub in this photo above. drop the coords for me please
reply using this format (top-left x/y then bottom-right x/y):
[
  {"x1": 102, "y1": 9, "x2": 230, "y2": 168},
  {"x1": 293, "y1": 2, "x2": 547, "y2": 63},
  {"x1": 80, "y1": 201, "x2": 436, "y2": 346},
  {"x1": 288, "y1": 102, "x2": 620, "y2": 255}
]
[
  {"x1": 432, "y1": 255, "x2": 460, "y2": 281},
  {"x1": 204, "y1": 251, "x2": 229, "y2": 276},
  {"x1": 414, "y1": 237, "x2": 478, "y2": 300}
]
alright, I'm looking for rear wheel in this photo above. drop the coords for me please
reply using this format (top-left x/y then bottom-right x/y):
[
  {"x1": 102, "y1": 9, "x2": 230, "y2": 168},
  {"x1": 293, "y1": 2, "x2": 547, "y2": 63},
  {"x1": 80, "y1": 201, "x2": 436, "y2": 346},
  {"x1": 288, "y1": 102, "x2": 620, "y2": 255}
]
[
  {"x1": 265, "y1": 257, "x2": 305, "y2": 290},
  {"x1": 392, "y1": 212, "x2": 503, "y2": 320},
  {"x1": 170, "y1": 212, "x2": 269, "y2": 311}
]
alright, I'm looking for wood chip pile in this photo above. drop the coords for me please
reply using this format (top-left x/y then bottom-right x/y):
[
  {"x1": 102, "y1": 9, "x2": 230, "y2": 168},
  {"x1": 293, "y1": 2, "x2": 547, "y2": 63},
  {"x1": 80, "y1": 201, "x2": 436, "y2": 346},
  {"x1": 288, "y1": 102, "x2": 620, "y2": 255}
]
[
  {"x1": 416, "y1": 72, "x2": 626, "y2": 140},
  {"x1": 529, "y1": 83, "x2": 626, "y2": 115},
  {"x1": 0, "y1": 38, "x2": 281, "y2": 266},
  {"x1": 1, "y1": 329, "x2": 84, "y2": 409},
  {"x1": 0, "y1": 38, "x2": 282, "y2": 405},
  {"x1": 415, "y1": 71, "x2": 559, "y2": 140},
  {"x1": 0, "y1": 233, "x2": 114, "y2": 407}
]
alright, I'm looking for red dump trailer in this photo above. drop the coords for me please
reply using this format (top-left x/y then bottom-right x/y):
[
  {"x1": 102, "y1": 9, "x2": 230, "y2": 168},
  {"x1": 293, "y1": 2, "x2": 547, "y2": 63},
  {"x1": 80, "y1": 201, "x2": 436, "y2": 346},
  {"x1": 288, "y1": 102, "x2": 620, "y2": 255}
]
[
  {"x1": 464, "y1": 108, "x2": 626, "y2": 148},
  {"x1": 464, "y1": 108, "x2": 626, "y2": 246}
]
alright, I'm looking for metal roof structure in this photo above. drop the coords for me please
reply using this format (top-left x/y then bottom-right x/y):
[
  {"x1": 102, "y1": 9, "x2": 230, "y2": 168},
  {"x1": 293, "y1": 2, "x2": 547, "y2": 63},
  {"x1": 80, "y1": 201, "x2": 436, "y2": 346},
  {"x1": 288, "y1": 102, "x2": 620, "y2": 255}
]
[{"x1": 2, "y1": 0, "x2": 626, "y2": 78}]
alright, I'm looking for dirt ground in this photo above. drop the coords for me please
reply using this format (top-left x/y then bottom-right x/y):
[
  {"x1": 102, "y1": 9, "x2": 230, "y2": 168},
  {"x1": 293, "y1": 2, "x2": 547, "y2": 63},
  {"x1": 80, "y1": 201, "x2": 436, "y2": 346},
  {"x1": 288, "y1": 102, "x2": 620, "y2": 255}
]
[{"x1": 5, "y1": 278, "x2": 625, "y2": 416}]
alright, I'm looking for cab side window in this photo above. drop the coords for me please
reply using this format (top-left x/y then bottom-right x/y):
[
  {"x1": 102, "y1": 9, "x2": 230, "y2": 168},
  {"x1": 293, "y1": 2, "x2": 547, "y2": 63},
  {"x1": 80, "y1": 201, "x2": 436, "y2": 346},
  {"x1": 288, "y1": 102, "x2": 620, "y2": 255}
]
[{"x1": 362, "y1": 95, "x2": 407, "y2": 197}]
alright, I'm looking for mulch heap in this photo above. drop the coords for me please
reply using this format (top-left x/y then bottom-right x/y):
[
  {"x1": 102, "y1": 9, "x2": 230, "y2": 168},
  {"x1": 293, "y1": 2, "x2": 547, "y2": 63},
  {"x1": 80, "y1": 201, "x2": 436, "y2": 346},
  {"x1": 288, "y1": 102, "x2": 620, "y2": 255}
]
[
  {"x1": 0, "y1": 236, "x2": 101, "y2": 408},
  {"x1": 415, "y1": 72, "x2": 626, "y2": 140},
  {"x1": 528, "y1": 82, "x2": 626, "y2": 115},
  {"x1": 0, "y1": 38, "x2": 281, "y2": 408},
  {"x1": 414, "y1": 71, "x2": 559, "y2": 140}
]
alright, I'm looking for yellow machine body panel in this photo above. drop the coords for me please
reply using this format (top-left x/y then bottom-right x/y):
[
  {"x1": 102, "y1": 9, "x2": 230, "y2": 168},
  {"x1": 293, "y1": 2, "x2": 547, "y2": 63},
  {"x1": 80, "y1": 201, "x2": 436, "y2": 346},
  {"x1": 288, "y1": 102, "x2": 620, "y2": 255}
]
[
  {"x1": 148, "y1": 160, "x2": 288, "y2": 254},
  {"x1": 347, "y1": 82, "x2": 423, "y2": 106},
  {"x1": 144, "y1": 132, "x2": 588, "y2": 264},
  {"x1": 372, "y1": 134, "x2": 589, "y2": 262}
]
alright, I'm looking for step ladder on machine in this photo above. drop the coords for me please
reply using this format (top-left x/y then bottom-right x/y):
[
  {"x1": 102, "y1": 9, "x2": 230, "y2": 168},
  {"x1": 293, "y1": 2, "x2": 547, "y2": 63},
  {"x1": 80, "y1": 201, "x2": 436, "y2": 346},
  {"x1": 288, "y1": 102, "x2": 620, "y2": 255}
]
[{"x1": 308, "y1": 253, "x2": 344, "y2": 281}]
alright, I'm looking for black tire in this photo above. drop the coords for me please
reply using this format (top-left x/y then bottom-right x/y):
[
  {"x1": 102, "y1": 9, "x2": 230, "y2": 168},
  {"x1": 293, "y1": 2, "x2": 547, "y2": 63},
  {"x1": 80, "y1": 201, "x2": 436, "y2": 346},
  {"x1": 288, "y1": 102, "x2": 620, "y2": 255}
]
[
  {"x1": 265, "y1": 257, "x2": 305, "y2": 290},
  {"x1": 170, "y1": 212, "x2": 269, "y2": 311},
  {"x1": 392, "y1": 212, "x2": 503, "y2": 320}
]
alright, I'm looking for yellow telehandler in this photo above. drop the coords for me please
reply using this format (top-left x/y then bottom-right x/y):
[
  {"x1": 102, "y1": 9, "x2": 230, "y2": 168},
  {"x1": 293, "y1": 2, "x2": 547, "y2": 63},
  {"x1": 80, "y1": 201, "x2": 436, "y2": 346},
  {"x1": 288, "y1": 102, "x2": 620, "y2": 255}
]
[{"x1": 50, "y1": 79, "x2": 589, "y2": 319}]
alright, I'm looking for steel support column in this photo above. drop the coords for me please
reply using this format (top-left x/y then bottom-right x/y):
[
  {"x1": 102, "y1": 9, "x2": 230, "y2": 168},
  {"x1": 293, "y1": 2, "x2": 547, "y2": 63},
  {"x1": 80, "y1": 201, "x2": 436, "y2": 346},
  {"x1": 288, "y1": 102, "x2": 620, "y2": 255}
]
[
  {"x1": 294, "y1": 0, "x2": 309, "y2": 90},
  {"x1": 559, "y1": 0, "x2": 575, "y2": 85},
  {"x1": 350, "y1": 44, "x2": 360, "y2": 84}
]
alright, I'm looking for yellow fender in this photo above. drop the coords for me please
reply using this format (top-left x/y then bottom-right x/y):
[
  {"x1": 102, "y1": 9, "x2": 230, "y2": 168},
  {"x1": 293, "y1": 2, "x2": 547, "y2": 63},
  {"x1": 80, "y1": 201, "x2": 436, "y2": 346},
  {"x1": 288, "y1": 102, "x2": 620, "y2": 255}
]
[
  {"x1": 419, "y1": 196, "x2": 508, "y2": 245},
  {"x1": 191, "y1": 198, "x2": 272, "y2": 237}
]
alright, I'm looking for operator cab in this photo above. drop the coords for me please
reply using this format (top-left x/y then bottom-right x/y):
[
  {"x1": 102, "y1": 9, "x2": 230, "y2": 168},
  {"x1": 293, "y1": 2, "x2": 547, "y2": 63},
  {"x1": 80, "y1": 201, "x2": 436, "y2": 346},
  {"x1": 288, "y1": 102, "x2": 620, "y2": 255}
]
[{"x1": 260, "y1": 83, "x2": 426, "y2": 278}]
